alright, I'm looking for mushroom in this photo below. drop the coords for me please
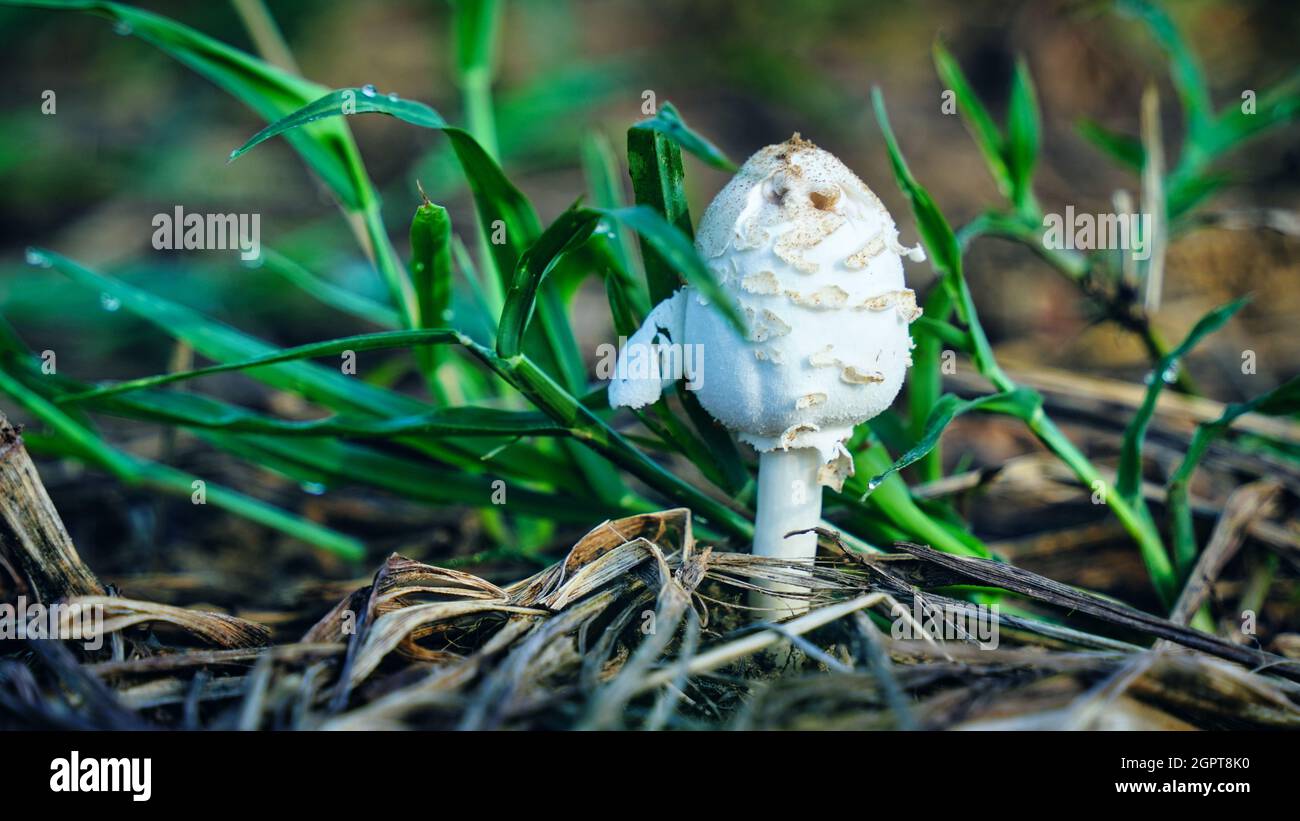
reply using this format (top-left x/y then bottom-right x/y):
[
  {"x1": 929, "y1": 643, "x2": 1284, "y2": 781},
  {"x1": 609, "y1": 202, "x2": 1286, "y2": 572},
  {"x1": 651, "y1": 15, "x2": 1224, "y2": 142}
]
[{"x1": 610, "y1": 134, "x2": 924, "y2": 616}]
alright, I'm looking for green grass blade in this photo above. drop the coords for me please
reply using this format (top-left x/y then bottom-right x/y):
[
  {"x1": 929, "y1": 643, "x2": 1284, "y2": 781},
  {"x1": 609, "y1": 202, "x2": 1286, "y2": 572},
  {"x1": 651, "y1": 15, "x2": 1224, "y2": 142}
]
[
  {"x1": 498, "y1": 204, "x2": 743, "y2": 357},
  {"x1": 581, "y1": 132, "x2": 642, "y2": 271},
  {"x1": 451, "y1": 0, "x2": 502, "y2": 159},
  {"x1": 1117, "y1": 0, "x2": 1213, "y2": 150},
  {"x1": 864, "y1": 390, "x2": 1043, "y2": 495},
  {"x1": 262, "y1": 250, "x2": 400, "y2": 328},
  {"x1": 497, "y1": 204, "x2": 600, "y2": 358},
  {"x1": 227, "y1": 85, "x2": 541, "y2": 306},
  {"x1": 465, "y1": 349, "x2": 754, "y2": 539},
  {"x1": 229, "y1": 87, "x2": 542, "y2": 290},
  {"x1": 1077, "y1": 118, "x2": 1144, "y2": 171},
  {"x1": 1117, "y1": 297, "x2": 1249, "y2": 506},
  {"x1": 60, "y1": 328, "x2": 463, "y2": 402},
  {"x1": 17, "y1": 0, "x2": 359, "y2": 203},
  {"x1": 18, "y1": 1, "x2": 420, "y2": 327},
  {"x1": 597, "y1": 206, "x2": 744, "y2": 333},
  {"x1": 229, "y1": 87, "x2": 595, "y2": 393},
  {"x1": 202, "y1": 431, "x2": 602, "y2": 523},
  {"x1": 1005, "y1": 57, "x2": 1040, "y2": 212},
  {"x1": 229, "y1": 87, "x2": 455, "y2": 156},
  {"x1": 842, "y1": 442, "x2": 990, "y2": 558},
  {"x1": 872, "y1": 88, "x2": 1004, "y2": 385},
  {"x1": 33, "y1": 248, "x2": 432, "y2": 418},
  {"x1": 625, "y1": 105, "x2": 752, "y2": 491},
  {"x1": 30, "y1": 249, "x2": 571, "y2": 480},
  {"x1": 909, "y1": 288, "x2": 955, "y2": 482},
  {"x1": 627, "y1": 110, "x2": 696, "y2": 305},
  {"x1": 1168, "y1": 375, "x2": 1300, "y2": 571},
  {"x1": 629, "y1": 101, "x2": 737, "y2": 172},
  {"x1": 0, "y1": 367, "x2": 365, "y2": 560},
  {"x1": 86, "y1": 389, "x2": 568, "y2": 438},
  {"x1": 932, "y1": 41, "x2": 1012, "y2": 200},
  {"x1": 1200, "y1": 70, "x2": 1300, "y2": 157},
  {"x1": 873, "y1": 88, "x2": 1176, "y2": 604}
]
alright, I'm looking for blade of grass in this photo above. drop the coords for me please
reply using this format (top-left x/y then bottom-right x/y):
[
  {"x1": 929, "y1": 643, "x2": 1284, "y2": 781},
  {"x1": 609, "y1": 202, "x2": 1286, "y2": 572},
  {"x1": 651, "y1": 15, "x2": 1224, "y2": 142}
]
[
  {"x1": 1117, "y1": 0, "x2": 1212, "y2": 152},
  {"x1": 873, "y1": 87, "x2": 1177, "y2": 605},
  {"x1": 31, "y1": 249, "x2": 571, "y2": 485},
  {"x1": 866, "y1": 390, "x2": 1043, "y2": 492},
  {"x1": 229, "y1": 88, "x2": 538, "y2": 293},
  {"x1": 1117, "y1": 297, "x2": 1249, "y2": 510},
  {"x1": 81, "y1": 389, "x2": 569, "y2": 439},
  {"x1": 840, "y1": 442, "x2": 989, "y2": 558},
  {"x1": 933, "y1": 41, "x2": 1012, "y2": 200},
  {"x1": 497, "y1": 204, "x2": 600, "y2": 358},
  {"x1": 0, "y1": 367, "x2": 364, "y2": 560},
  {"x1": 625, "y1": 109, "x2": 752, "y2": 493},
  {"x1": 61, "y1": 329, "x2": 464, "y2": 403},
  {"x1": 629, "y1": 101, "x2": 737, "y2": 173},
  {"x1": 1005, "y1": 56, "x2": 1040, "y2": 213},
  {"x1": 261, "y1": 249, "x2": 399, "y2": 328},
  {"x1": 19, "y1": 0, "x2": 421, "y2": 327},
  {"x1": 627, "y1": 106, "x2": 696, "y2": 305},
  {"x1": 451, "y1": 0, "x2": 502, "y2": 160},
  {"x1": 1168, "y1": 375, "x2": 1300, "y2": 572},
  {"x1": 1077, "y1": 118, "x2": 1144, "y2": 171},
  {"x1": 200, "y1": 430, "x2": 603, "y2": 522},
  {"x1": 599, "y1": 206, "x2": 744, "y2": 332},
  {"x1": 581, "y1": 132, "x2": 642, "y2": 274},
  {"x1": 229, "y1": 86, "x2": 591, "y2": 396}
]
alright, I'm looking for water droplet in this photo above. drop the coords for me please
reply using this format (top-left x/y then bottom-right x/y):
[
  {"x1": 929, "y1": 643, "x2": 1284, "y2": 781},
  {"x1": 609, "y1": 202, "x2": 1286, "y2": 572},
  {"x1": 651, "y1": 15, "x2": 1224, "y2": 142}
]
[
  {"x1": 361, "y1": 84, "x2": 377, "y2": 98},
  {"x1": 100, "y1": 293, "x2": 121, "y2": 312},
  {"x1": 25, "y1": 248, "x2": 51, "y2": 268},
  {"x1": 113, "y1": 20, "x2": 133, "y2": 35},
  {"x1": 300, "y1": 481, "x2": 327, "y2": 496},
  {"x1": 1161, "y1": 362, "x2": 1180, "y2": 384},
  {"x1": 867, "y1": 476, "x2": 883, "y2": 492},
  {"x1": 386, "y1": 92, "x2": 400, "y2": 101}
]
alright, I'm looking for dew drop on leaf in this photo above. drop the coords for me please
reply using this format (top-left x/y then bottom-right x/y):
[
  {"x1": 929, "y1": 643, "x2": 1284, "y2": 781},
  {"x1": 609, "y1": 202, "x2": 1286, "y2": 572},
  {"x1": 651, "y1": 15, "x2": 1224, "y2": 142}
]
[
  {"x1": 361, "y1": 84, "x2": 377, "y2": 98},
  {"x1": 25, "y1": 248, "x2": 51, "y2": 268},
  {"x1": 100, "y1": 293, "x2": 121, "y2": 312},
  {"x1": 300, "y1": 481, "x2": 327, "y2": 496}
]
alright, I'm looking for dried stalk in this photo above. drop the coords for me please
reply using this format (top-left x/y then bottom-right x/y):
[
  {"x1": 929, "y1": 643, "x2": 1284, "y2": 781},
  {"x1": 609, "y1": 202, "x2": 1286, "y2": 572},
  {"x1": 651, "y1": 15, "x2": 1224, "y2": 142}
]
[{"x1": 0, "y1": 411, "x2": 102, "y2": 601}]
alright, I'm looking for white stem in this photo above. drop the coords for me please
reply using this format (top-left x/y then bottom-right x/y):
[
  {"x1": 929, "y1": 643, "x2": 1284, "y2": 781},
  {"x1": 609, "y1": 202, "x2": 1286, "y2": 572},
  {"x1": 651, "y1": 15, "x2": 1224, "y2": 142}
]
[{"x1": 750, "y1": 447, "x2": 823, "y2": 618}]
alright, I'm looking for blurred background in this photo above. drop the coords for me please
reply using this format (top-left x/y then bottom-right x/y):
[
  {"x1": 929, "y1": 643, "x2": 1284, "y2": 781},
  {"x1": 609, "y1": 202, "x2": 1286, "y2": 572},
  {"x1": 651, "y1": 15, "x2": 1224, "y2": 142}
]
[{"x1": 0, "y1": 0, "x2": 1296, "y2": 608}]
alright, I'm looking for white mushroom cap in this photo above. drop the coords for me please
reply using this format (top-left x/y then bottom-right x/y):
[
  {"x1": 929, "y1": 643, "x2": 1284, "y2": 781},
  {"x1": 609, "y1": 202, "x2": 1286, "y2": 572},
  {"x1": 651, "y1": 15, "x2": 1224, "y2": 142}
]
[{"x1": 610, "y1": 135, "x2": 924, "y2": 489}]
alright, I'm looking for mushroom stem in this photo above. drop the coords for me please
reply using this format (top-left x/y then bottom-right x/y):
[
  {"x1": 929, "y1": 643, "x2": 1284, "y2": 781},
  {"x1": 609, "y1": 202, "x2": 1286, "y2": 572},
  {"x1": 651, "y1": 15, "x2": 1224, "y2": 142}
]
[{"x1": 750, "y1": 447, "x2": 822, "y2": 618}]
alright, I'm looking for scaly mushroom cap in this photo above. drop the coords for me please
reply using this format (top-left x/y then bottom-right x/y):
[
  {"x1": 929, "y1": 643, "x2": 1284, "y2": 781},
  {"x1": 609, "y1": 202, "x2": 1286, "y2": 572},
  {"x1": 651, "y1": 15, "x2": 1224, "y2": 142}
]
[{"x1": 609, "y1": 135, "x2": 924, "y2": 488}]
